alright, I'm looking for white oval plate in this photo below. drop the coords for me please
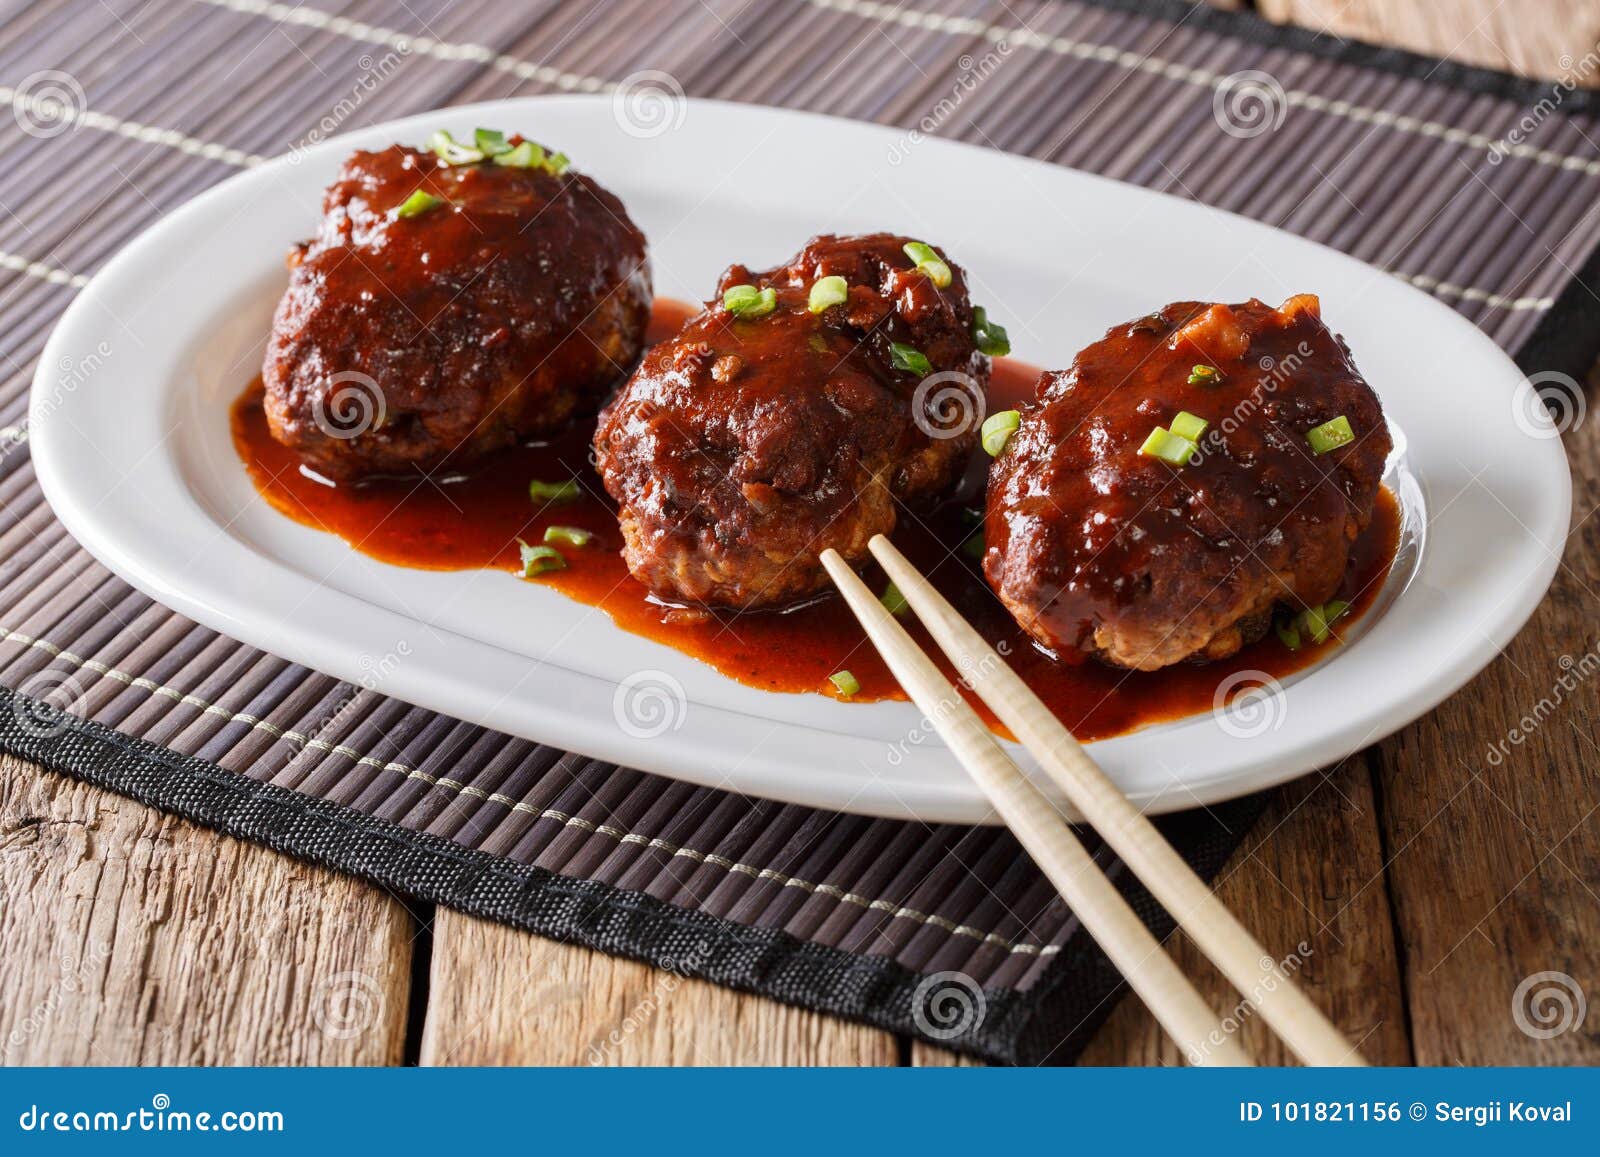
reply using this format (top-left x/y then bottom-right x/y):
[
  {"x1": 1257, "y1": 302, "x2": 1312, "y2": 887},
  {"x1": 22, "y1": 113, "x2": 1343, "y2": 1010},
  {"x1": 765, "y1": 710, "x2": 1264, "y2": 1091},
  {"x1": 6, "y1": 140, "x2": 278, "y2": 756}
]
[{"x1": 31, "y1": 97, "x2": 1570, "y2": 824}]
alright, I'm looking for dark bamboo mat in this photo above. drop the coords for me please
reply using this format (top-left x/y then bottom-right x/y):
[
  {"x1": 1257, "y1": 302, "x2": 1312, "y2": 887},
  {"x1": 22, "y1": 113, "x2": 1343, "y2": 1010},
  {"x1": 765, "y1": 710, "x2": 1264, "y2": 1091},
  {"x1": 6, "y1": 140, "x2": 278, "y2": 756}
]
[{"x1": 1, "y1": 0, "x2": 1597, "y2": 1065}]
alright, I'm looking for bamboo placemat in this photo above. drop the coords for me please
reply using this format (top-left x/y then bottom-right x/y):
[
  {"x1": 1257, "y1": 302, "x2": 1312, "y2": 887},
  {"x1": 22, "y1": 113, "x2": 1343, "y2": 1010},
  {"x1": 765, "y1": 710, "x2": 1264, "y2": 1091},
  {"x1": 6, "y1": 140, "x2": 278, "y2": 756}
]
[{"x1": 1, "y1": 0, "x2": 1596, "y2": 1065}]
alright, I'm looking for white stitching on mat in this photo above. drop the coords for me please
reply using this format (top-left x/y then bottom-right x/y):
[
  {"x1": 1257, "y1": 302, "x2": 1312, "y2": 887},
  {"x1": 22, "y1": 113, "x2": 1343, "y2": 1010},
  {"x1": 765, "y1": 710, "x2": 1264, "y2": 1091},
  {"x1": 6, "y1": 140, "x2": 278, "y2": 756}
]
[
  {"x1": 804, "y1": 0, "x2": 1600, "y2": 178},
  {"x1": 0, "y1": 84, "x2": 265, "y2": 167},
  {"x1": 195, "y1": 0, "x2": 616, "y2": 94},
  {"x1": 0, "y1": 625, "x2": 1061, "y2": 957},
  {"x1": 1398, "y1": 274, "x2": 1553, "y2": 311}
]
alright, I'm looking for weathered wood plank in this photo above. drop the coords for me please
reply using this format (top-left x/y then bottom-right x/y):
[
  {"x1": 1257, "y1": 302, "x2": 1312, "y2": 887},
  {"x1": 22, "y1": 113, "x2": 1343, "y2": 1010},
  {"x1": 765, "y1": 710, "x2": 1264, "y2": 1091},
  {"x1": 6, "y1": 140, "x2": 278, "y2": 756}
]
[
  {"x1": 1074, "y1": 760, "x2": 1411, "y2": 1066},
  {"x1": 0, "y1": 756, "x2": 414, "y2": 1065},
  {"x1": 419, "y1": 910, "x2": 898, "y2": 1066},
  {"x1": 1372, "y1": 364, "x2": 1600, "y2": 1065},
  {"x1": 1257, "y1": 0, "x2": 1600, "y2": 86}
]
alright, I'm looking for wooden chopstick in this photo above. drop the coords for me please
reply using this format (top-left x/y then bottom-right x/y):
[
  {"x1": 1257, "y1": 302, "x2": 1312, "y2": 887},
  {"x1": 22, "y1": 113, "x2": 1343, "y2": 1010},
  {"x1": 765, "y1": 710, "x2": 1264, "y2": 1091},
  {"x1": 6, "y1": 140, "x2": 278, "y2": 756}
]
[
  {"x1": 819, "y1": 549, "x2": 1254, "y2": 1066},
  {"x1": 865, "y1": 534, "x2": 1365, "y2": 1067}
]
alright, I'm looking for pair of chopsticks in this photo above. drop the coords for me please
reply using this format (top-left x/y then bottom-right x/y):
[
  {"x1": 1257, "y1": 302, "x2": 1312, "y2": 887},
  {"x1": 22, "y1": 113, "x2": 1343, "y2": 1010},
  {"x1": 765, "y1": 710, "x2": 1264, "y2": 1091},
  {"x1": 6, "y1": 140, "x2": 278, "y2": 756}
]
[{"x1": 821, "y1": 538, "x2": 1364, "y2": 1067}]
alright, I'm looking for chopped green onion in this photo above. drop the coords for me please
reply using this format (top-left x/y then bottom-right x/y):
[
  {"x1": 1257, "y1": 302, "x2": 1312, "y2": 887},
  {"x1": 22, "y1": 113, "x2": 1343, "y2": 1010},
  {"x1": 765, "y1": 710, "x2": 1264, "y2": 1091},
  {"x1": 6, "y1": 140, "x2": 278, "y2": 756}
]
[
  {"x1": 529, "y1": 478, "x2": 581, "y2": 504},
  {"x1": 1138, "y1": 426, "x2": 1197, "y2": 466},
  {"x1": 723, "y1": 284, "x2": 777, "y2": 319},
  {"x1": 429, "y1": 129, "x2": 484, "y2": 165},
  {"x1": 890, "y1": 342, "x2": 932, "y2": 376},
  {"x1": 494, "y1": 140, "x2": 545, "y2": 168},
  {"x1": 902, "y1": 241, "x2": 952, "y2": 288},
  {"x1": 972, "y1": 306, "x2": 1010, "y2": 357},
  {"x1": 828, "y1": 670, "x2": 861, "y2": 697},
  {"x1": 961, "y1": 529, "x2": 985, "y2": 561},
  {"x1": 981, "y1": 409, "x2": 1021, "y2": 457},
  {"x1": 808, "y1": 275, "x2": 848, "y2": 314},
  {"x1": 1188, "y1": 364, "x2": 1222, "y2": 387},
  {"x1": 518, "y1": 540, "x2": 566, "y2": 578},
  {"x1": 546, "y1": 151, "x2": 571, "y2": 175},
  {"x1": 1307, "y1": 415, "x2": 1355, "y2": 455},
  {"x1": 393, "y1": 190, "x2": 444, "y2": 219},
  {"x1": 1302, "y1": 604, "x2": 1329, "y2": 644},
  {"x1": 1169, "y1": 410, "x2": 1209, "y2": 442},
  {"x1": 880, "y1": 582, "x2": 908, "y2": 617},
  {"x1": 543, "y1": 525, "x2": 593, "y2": 547},
  {"x1": 474, "y1": 128, "x2": 512, "y2": 156}
]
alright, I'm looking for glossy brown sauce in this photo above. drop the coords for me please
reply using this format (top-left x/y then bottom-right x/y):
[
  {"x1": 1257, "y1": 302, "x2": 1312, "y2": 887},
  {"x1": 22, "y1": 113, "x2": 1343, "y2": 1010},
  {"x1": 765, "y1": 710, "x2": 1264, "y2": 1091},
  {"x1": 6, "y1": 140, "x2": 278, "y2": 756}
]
[{"x1": 233, "y1": 298, "x2": 1402, "y2": 742}]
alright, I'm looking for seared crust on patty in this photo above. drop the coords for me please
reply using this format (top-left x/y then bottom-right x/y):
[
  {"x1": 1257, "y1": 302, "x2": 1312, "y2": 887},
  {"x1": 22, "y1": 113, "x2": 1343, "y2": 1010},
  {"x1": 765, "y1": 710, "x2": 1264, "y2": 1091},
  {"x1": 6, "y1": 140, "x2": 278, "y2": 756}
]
[
  {"x1": 594, "y1": 233, "x2": 989, "y2": 609},
  {"x1": 263, "y1": 143, "x2": 650, "y2": 480},
  {"x1": 984, "y1": 295, "x2": 1390, "y2": 670}
]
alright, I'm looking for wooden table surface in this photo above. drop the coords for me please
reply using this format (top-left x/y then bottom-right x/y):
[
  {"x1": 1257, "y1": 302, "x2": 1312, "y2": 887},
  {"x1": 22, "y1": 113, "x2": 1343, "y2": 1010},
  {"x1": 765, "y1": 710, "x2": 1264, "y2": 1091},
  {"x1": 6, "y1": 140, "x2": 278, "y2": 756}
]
[{"x1": 4, "y1": 1, "x2": 1598, "y2": 1067}]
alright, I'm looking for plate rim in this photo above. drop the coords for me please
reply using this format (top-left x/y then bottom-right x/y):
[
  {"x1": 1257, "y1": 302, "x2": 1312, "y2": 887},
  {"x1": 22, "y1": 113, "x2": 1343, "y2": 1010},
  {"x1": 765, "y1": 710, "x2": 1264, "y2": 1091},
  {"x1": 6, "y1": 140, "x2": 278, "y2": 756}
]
[{"x1": 28, "y1": 93, "x2": 1573, "y2": 824}]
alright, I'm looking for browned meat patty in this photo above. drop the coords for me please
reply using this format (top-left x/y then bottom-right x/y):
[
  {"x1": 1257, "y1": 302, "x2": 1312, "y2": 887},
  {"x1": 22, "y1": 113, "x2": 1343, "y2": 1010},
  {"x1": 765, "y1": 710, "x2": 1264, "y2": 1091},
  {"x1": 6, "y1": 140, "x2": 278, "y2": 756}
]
[
  {"x1": 263, "y1": 141, "x2": 650, "y2": 480},
  {"x1": 984, "y1": 295, "x2": 1391, "y2": 671},
  {"x1": 594, "y1": 233, "x2": 992, "y2": 609}
]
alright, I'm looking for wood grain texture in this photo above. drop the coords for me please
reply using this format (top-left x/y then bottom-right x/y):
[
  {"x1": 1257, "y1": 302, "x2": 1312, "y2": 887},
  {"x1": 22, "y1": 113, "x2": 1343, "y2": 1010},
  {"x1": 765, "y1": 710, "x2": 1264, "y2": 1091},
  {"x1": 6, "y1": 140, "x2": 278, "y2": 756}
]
[
  {"x1": 418, "y1": 909, "x2": 898, "y2": 1066},
  {"x1": 1077, "y1": 760, "x2": 1411, "y2": 1066},
  {"x1": 1369, "y1": 363, "x2": 1600, "y2": 1065},
  {"x1": 1257, "y1": 0, "x2": 1600, "y2": 86},
  {"x1": 0, "y1": 756, "x2": 414, "y2": 1065}
]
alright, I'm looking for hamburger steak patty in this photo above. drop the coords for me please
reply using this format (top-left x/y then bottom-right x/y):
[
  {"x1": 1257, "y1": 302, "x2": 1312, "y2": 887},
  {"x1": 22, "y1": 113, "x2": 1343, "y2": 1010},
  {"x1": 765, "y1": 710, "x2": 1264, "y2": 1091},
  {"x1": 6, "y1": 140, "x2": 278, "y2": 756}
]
[
  {"x1": 984, "y1": 295, "x2": 1391, "y2": 671},
  {"x1": 263, "y1": 142, "x2": 650, "y2": 480},
  {"x1": 593, "y1": 233, "x2": 991, "y2": 610}
]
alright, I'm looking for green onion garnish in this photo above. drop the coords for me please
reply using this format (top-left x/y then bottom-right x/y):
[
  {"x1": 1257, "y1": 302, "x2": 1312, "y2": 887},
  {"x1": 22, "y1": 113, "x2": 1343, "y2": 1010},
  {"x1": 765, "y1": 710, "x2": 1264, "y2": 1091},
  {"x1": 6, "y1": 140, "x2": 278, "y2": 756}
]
[
  {"x1": 474, "y1": 128, "x2": 511, "y2": 156},
  {"x1": 903, "y1": 241, "x2": 952, "y2": 288},
  {"x1": 890, "y1": 342, "x2": 932, "y2": 376},
  {"x1": 972, "y1": 306, "x2": 1010, "y2": 357},
  {"x1": 1188, "y1": 365, "x2": 1222, "y2": 387},
  {"x1": 880, "y1": 582, "x2": 908, "y2": 617},
  {"x1": 1138, "y1": 426, "x2": 1197, "y2": 466},
  {"x1": 1278, "y1": 599, "x2": 1352, "y2": 648},
  {"x1": 961, "y1": 529, "x2": 985, "y2": 561},
  {"x1": 981, "y1": 409, "x2": 1021, "y2": 457},
  {"x1": 529, "y1": 478, "x2": 581, "y2": 504},
  {"x1": 808, "y1": 275, "x2": 848, "y2": 314},
  {"x1": 1170, "y1": 410, "x2": 1209, "y2": 442},
  {"x1": 546, "y1": 151, "x2": 571, "y2": 174},
  {"x1": 544, "y1": 525, "x2": 593, "y2": 547},
  {"x1": 1307, "y1": 415, "x2": 1355, "y2": 455},
  {"x1": 723, "y1": 284, "x2": 777, "y2": 319},
  {"x1": 494, "y1": 140, "x2": 544, "y2": 168},
  {"x1": 829, "y1": 670, "x2": 860, "y2": 697},
  {"x1": 518, "y1": 540, "x2": 566, "y2": 578},
  {"x1": 429, "y1": 129, "x2": 484, "y2": 165},
  {"x1": 393, "y1": 190, "x2": 444, "y2": 219}
]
